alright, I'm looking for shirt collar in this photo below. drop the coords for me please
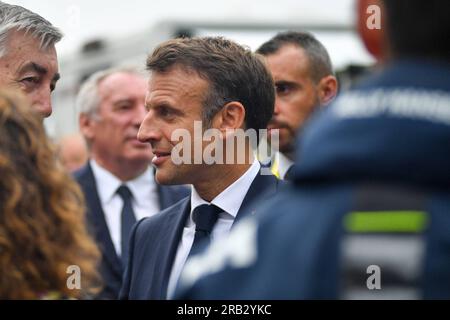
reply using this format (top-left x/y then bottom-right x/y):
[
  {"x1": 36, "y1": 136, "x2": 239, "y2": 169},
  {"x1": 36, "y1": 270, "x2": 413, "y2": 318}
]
[
  {"x1": 90, "y1": 159, "x2": 155, "y2": 206},
  {"x1": 256, "y1": 138, "x2": 271, "y2": 165},
  {"x1": 276, "y1": 151, "x2": 294, "y2": 179},
  {"x1": 189, "y1": 159, "x2": 261, "y2": 225},
  {"x1": 127, "y1": 167, "x2": 157, "y2": 207},
  {"x1": 256, "y1": 140, "x2": 293, "y2": 174}
]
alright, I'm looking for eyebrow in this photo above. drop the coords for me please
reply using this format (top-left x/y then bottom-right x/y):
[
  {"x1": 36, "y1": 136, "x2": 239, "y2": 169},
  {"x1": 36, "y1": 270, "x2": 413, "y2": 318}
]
[
  {"x1": 274, "y1": 80, "x2": 299, "y2": 88},
  {"x1": 112, "y1": 98, "x2": 133, "y2": 106},
  {"x1": 19, "y1": 62, "x2": 60, "y2": 82},
  {"x1": 275, "y1": 79, "x2": 296, "y2": 85},
  {"x1": 147, "y1": 101, "x2": 184, "y2": 115}
]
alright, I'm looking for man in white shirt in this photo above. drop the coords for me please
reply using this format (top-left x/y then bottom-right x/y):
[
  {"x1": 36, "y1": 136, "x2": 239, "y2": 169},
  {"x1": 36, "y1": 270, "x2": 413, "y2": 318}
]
[
  {"x1": 257, "y1": 31, "x2": 338, "y2": 179},
  {"x1": 74, "y1": 67, "x2": 188, "y2": 299},
  {"x1": 119, "y1": 37, "x2": 283, "y2": 299}
]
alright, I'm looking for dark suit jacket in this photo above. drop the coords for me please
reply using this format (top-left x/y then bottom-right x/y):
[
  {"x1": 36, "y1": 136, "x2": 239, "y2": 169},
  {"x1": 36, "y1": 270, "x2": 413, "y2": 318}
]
[
  {"x1": 119, "y1": 171, "x2": 283, "y2": 299},
  {"x1": 74, "y1": 163, "x2": 189, "y2": 299}
]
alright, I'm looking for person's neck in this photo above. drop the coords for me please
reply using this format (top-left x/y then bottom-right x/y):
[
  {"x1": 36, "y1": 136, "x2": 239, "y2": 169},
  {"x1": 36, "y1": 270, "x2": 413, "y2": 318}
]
[
  {"x1": 266, "y1": 138, "x2": 294, "y2": 161},
  {"x1": 92, "y1": 156, "x2": 148, "y2": 182},
  {"x1": 193, "y1": 163, "x2": 252, "y2": 202},
  {"x1": 281, "y1": 150, "x2": 295, "y2": 161}
]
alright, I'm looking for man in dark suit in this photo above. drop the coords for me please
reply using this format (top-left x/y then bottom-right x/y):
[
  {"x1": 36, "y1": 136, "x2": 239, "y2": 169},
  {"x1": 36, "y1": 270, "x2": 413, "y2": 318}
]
[
  {"x1": 256, "y1": 31, "x2": 338, "y2": 179},
  {"x1": 74, "y1": 67, "x2": 188, "y2": 299},
  {"x1": 119, "y1": 37, "x2": 282, "y2": 299}
]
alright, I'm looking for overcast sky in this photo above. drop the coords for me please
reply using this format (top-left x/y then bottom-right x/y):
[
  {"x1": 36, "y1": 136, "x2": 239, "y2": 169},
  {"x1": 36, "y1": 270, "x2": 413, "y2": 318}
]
[{"x1": 8, "y1": 0, "x2": 356, "y2": 56}]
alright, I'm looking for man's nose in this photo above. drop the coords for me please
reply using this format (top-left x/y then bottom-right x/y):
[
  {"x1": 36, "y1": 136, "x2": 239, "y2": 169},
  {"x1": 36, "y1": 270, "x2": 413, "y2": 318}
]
[
  {"x1": 273, "y1": 98, "x2": 281, "y2": 116},
  {"x1": 32, "y1": 90, "x2": 52, "y2": 118},
  {"x1": 137, "y1": 112, "x2": 160, "y2": 143}
]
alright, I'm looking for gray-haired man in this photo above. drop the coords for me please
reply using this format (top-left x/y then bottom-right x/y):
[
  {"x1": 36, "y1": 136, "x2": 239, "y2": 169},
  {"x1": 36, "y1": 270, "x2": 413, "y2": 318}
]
[{"x1": 0, "y1": 1, "x2": 62, "y2": 118}]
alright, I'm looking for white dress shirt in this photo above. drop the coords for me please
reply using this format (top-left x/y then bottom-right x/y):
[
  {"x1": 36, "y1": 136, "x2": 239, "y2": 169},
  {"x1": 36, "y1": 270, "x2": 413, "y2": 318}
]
[
  {"x1": 90, "y1": 159, "x2": 161, "y2": 256},
  {"x1": 166, "y1": 159, "x2": 261, "y2": 299}
]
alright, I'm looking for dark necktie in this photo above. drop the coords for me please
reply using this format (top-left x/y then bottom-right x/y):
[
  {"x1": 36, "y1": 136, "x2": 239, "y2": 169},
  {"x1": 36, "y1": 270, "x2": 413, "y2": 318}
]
[
  {"x1": 116, "y1": 185, "x2": 136, "y2": 265},
  {"x1": 188, "y1": 204, "x2": 221, "y2": 258}
]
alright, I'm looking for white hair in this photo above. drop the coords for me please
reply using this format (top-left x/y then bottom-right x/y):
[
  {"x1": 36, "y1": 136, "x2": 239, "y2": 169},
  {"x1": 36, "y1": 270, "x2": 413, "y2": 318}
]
[
  {"x1": 0, "y1": 1, "x2": 62, "y2": 57},
  {"x1": 76, "y1": 65, "x2": 147, "y2": 118}
]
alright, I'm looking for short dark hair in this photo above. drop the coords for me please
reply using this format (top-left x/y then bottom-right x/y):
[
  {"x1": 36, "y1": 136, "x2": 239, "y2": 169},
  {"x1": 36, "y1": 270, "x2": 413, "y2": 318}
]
[
  {"x1": 381, "y1": 0, "x2": 450, "y2": 61},
  {"x1": 257, "y1": 31, "x2": 333, "y2": 83},
  {"x1": 146, "y1": 36, "x2": 275, "y2": 131}
]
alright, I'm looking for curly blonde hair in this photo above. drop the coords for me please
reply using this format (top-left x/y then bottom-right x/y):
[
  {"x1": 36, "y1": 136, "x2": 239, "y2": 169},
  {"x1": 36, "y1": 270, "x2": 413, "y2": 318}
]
[{"x1": 0, "y1": 91, "x2": 101, "y2": 299}]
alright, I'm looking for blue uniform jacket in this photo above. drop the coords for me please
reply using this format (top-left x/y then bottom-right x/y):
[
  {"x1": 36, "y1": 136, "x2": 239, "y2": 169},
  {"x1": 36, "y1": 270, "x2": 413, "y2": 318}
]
[{"x1": 177, "y1": 60, "x2": 450, "y2": 299}]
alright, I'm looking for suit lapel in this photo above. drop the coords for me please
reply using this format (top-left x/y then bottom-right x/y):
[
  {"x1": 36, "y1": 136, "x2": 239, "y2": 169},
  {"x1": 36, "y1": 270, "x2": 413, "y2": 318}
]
[
  {"x1": 146, "y1": 198, "x2": 191, "y2": 299},
  {"x1": 157, "y1": 184, "x2": 171, "y2": 210},
  {"x1": 155, "y1": 166, "x2": 167, "y2": 210},
  {"x1": 142, "y1": 172, "x2": 278, "y2": 298},
  {"x1": 233, "y1": 172, "x2": 280, "y2": 225},
  {"x1": 78, "y1": 164, "x2": 123, "y2": 278}
]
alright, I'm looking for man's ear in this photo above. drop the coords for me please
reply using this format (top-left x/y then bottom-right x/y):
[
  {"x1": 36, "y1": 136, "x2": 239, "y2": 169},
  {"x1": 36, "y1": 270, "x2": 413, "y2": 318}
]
[
  {"x1": 317, "y1": 75, "x2": 338, "y2": 106},
  {"x1": 79, "y1": 113, "x2": 95, "y2": 141},
  {"x1": 213, "y1": 101, "x2": 246, "y2": 133}
]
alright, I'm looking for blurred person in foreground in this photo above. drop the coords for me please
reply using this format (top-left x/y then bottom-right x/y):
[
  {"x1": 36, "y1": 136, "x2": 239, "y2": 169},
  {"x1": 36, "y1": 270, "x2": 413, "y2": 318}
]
[
  {"x1": 178, "y1": 0, "x2": 450, "y2": 299},
  {"x1": 0, "y1": 1, "x2": 62, "y2": 118},
  {"x1": 257, "y1": 31, "x2": 337, "y2": 179},
  {"x1": 0, "y1": 90, "x2": 100, "y2": 299},
  {"x1": 75, "y1": 66, "x2": 189, "y2": 299}
]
